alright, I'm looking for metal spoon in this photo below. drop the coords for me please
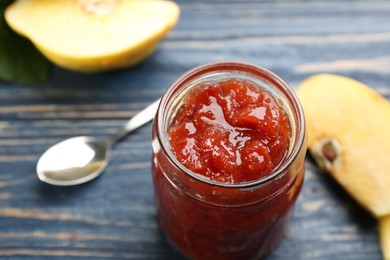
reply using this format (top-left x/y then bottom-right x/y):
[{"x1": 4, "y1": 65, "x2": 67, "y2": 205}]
[{"x1": 36, "y1": 99, "x2": 160, "y2": 186}]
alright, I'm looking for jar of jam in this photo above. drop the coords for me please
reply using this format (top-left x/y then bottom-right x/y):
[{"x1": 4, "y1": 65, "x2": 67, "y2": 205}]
[{"x1": 151, "y1": 61, "x2": 306, "y2": 259}]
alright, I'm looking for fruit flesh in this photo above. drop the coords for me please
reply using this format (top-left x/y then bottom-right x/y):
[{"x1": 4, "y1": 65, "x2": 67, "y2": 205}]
[
  {"x1": 380, "y1": 215, "x2": 390, "y2": 260},
  {"x1": 296, "y1": 74, "x2": 390, "y2": 259},
  {"x1": 36, "y1": 41, "x2": 158, "y2": 72},
  {"x1": 296, "y1": 74, "x2": 390, "y2": 217},
  {"x1": 5, "y1": 0, "x2": 180, "y2": 71},
  {"x1": 168, "y1": 78, "x2": 292, "y2": 183}
]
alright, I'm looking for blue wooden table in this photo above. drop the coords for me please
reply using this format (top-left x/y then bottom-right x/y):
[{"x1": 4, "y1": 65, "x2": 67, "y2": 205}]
[{"x1": 1, "y1": 1, "x2": 389, "y2": 259}]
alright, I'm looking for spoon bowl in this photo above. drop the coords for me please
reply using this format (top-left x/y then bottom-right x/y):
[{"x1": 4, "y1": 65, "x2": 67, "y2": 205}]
[
  {"x1": 36, "y1": 99, "x2": 160, "y2": 186},
  {"x1": 37, "y1": 136, "x2": 110, "y2": 186}
]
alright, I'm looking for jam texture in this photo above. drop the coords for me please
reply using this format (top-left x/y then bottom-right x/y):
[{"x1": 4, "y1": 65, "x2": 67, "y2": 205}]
[{"x1": 168, "y1": 79, "x2": 291, "y2": 183}]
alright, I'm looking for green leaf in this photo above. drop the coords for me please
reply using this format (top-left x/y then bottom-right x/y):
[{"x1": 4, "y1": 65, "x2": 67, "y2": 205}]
[
  {"x1": 0, "y1": 4, "x2": 50, "y2": 84},
  {"x1": 0, "y1": 0, "x2": 13, "y2": 9}
]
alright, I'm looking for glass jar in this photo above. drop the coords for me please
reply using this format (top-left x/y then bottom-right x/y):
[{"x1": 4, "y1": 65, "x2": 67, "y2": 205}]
[{"x1": 151, "y1": 61, "x2": 306, "y2": 259}]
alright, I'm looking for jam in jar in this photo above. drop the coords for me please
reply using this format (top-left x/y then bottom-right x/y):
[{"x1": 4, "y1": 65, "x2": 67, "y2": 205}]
[{"x1": 151, "y1": 61, "x2": 306, "y2": 259}]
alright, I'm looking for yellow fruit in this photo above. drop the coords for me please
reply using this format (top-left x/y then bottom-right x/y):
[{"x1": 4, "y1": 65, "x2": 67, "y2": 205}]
[
  {"x1": 296, "y1": 74, "x2": 390, "y2": 217},
  {"x1": 380, "y1": 215, "x2": 390, "y2": 260},
  {"x1": 296, "y1": 74, "x2": 390, "y2": 259},
  {"x1": 5, "y1": 0, "x2": 180, "y2": 72}
]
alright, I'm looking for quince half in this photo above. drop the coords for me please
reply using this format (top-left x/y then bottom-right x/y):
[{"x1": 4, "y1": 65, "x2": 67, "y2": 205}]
[
  {"x1": 296, "y1": 74, "x2": 390, "y2": 259},
  {"x1": 5, "y1": 0, "x2": 180, "y2": 72}
]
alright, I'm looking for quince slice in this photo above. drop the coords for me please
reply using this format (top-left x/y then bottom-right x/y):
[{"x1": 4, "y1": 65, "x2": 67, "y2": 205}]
[
  {"x1": 5, "y1": 0, "x2": 180, "y2": 72},
  {"x1": 296, "y1": 74, "x2": 390, "y2": 217},
  {"x1": 381, "y1": 215, "x2": 390, "y2": 260},
  {"x1": 296, "y1": 74, "x2": 390, "y2": 259}
]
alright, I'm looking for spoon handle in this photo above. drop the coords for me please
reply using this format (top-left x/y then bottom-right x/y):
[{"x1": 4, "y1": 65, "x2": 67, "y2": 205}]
[{"x1": 110, "y1": 99, "x2": 161, "y2": 145}]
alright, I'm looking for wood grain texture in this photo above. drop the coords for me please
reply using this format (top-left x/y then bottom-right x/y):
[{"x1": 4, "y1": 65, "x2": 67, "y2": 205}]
[{"x1": 0, "y1": 0, "x2": 389, "y2": 259}]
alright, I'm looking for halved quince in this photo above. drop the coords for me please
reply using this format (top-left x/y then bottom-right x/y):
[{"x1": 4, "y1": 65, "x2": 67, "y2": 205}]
[
  {"x1": 5, "y1": 0, "x2": 180, "y2": 72},
  {"x1": 296, "y1": 74, "x2": 390, "y2": 258}
]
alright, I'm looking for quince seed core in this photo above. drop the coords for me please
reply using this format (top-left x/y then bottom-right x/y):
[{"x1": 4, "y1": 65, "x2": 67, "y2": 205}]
[{"x1": 311, "y1": 137, "x2": 341, "y2": 172}]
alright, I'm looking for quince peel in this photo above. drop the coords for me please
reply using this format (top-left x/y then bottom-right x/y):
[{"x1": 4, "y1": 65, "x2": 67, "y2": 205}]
[
  {"x1": 296, "y1": 74, "x2": 390, "y2": 259},
  {"x1": 4, "y1": 0, "x2": 180, "y2": 72}
]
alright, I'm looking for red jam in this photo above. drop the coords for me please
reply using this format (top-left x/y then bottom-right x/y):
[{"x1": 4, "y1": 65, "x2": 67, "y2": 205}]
[
  {"x1": 168, "y1": 79, "x2": 291, "y2": 183},
  {"x1": 152, "y1": 62, "x2": 306, "y2": 260}
]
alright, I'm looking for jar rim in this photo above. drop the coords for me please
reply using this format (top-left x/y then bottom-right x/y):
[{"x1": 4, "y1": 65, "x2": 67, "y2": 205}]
[{"x1": 157, "y1": 60, "x2": 306, "y2": 189}]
